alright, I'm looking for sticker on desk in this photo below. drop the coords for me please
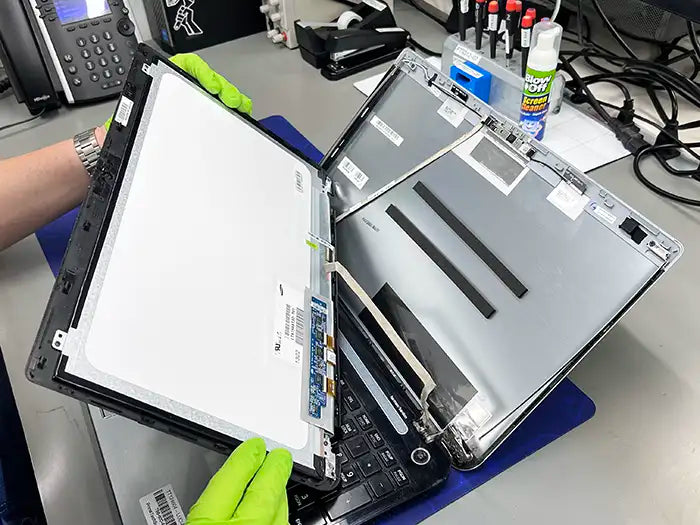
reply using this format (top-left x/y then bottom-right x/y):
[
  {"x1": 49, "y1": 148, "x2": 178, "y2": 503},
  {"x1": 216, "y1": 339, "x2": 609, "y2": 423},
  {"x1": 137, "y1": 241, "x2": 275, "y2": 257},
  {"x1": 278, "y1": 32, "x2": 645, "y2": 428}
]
[
  {"x1": 547, "y1": 181, "x2": 590, "y2": 220},
  {"x1": 338, "y1": 156, "x2": 369, "y2": 190},
  {"x1": 114, "y1": 96, "x2": 134, "y2": 127},
  {"x1": 273, "y1": 281, "x2": 305, "y2": 368},
  {"x1": 363, "y1": 0, "x2": 387, "y2": 10},
  {"x1": 369, "y1": 115, "x2": 404, "y2": 146},
  {"x1": 590, "y1": 202, "x2": 617, "y2": 225},
  {"x1": 437, "y1": 98, "x2": 468, "y2": 128},
  {"x1": 139, "y1": 484, "x2": 186, "y2": 525},
  {"x1": 454, "y1": 44, "x2": 481, "y2": 65}
]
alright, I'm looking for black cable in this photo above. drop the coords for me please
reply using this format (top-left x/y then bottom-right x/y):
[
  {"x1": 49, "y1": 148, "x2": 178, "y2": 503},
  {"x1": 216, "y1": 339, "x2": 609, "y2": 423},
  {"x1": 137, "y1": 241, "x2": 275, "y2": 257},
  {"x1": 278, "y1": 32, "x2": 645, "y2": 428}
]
[
  {"x1": 589, "y1": 0, "x2": 637, "y2": 59},
  {"x1": 634, "y1": 146, "x2": 700, "y2": 206},
  {"x1": 687, "y1": 21, "x2": 700, "y2": 64},
  {"x1": 407, "y1": 36, "x2": 441, "y2": 57},
  {"x1": 0, "y1": 108, "x2": 46, "y2": 133}
]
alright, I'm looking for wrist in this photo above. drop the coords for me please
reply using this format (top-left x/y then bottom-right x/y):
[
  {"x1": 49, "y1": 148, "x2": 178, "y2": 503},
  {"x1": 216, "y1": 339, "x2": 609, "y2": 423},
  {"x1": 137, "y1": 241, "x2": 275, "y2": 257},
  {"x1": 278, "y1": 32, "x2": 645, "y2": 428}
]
[{"x1": 73, "y1": 128, "x2": 103, "y2": 176}]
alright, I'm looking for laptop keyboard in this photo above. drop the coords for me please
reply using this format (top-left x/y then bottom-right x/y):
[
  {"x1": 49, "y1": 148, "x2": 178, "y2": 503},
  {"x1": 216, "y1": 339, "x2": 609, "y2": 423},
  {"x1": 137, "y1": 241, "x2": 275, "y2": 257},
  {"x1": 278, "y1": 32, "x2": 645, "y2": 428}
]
[{"x1": 288, "y1": 377, "x2": 411, "y2": 524}]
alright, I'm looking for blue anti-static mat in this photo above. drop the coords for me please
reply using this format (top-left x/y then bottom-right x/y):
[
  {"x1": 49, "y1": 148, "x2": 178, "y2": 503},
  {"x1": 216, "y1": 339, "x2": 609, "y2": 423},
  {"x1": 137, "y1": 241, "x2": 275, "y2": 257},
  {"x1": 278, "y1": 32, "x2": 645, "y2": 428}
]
[{"x1": 36, "y1": 115, "x2": 596, "y2": 524}]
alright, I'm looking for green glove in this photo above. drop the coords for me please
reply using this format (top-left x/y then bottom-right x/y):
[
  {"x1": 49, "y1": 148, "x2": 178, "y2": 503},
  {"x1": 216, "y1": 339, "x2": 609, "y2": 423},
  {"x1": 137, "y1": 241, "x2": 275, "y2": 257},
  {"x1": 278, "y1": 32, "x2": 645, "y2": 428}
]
[
  {"x1": 105, "y1": 53, "x2": 252, "y2": 130},
  {"x1": 186, "y1": 438, "x2": 292, "y2": 525}
]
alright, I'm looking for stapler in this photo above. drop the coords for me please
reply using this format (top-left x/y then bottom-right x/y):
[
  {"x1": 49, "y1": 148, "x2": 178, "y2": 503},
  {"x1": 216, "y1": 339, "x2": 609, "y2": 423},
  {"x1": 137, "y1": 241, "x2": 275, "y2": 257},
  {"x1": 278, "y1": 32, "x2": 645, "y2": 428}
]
[{"x1": 295, "y1": 0, "x2": 408, "y2": 80}]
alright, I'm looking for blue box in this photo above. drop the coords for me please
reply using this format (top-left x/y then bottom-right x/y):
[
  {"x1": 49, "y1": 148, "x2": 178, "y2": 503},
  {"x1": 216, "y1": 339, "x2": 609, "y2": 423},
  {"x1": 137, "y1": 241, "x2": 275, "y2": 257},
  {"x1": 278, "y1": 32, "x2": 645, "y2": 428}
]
[{"x1": 449, "y1": 60, "x2": 492, "y2": 103}]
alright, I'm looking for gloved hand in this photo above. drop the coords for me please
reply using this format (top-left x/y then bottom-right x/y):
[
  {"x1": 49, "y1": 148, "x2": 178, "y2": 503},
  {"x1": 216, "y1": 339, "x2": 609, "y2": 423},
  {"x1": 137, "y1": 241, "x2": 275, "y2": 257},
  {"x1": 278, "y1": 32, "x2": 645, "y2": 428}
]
[
  {"x1": 105, "y1": 53, "x2": 252, "y2": 131},
  {"x1": 186, "y1": 438, "x2": 292, "y2": 525}
]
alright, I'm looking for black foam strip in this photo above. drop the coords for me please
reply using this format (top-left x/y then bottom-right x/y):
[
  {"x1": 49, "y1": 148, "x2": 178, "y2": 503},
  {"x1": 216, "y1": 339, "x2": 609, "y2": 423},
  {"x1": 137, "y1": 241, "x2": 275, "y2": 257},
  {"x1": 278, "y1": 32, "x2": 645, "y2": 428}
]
[
  {"x1": 386, "y1": 204, "x2": 496, "y2": 319},
  {"x1": 413, "y1": 182, "x2": 528, "y2": 298}
]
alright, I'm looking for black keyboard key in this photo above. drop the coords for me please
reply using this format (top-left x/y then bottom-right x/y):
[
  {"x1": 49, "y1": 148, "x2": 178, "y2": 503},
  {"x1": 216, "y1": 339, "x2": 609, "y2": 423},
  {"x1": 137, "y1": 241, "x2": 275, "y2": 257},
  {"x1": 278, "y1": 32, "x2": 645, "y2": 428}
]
[
  {"x1": 340, "y1": 420, "x2": 358, "y2": 439},
  {"x1": 357, "y1": 454, "x2": 380, "y2": 477},
  {"x1": 291, "y1": 507, "x2": 327, "y2": 525},
  {"x1": 344, "y1": 393, "x2": 360, "y2": 411},
  {"x1": 340, "y1": 463, "x2": 360, "y2": 487},
  {"x1": 346, "y1": 436, "x2": 369, "y2": 458},
  {"x1": 390, "y1": 467, "x2": 409, "y2": 487},
  {"x1": 326, "y1": 485, "x2": 372, "y2": 521},
  {"x1": 368, "y1": 472, "x2": 394, "y2": 498},
  {"x1": 337, "y1": 446, "x2": 348, "y2": 465},
  {"x1": 288, "y1": 485, "x2": 317, "y2": 512},
  {"x1": 367, "y1": 430, "x2": 384, "y2": 449},
  {"x1": 379, "y1": 448, "x2": 396, "y2": 467},
  {"x1": 356, "y1": 413, "x2": 372, "y2": 430}
]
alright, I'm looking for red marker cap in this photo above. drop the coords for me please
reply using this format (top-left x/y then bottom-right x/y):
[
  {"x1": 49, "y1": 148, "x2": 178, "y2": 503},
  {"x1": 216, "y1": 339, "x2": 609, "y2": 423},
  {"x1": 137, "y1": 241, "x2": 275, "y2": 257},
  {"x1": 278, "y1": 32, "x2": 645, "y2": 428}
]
[
  {"x1": 506, "y1": 0, "x2": 517, "y2": 11},
  {"x1": 515, "y1": 0, "x2": 522, "y2": 12},
  {"x1": 521, "y1": 15, "x2": 533, "y2": 28},
  {"x1": 476, "y1": 0, "x2": 486, "y2": 3},
  {"x1": 488, "y1": 1, "x2": 499, "y2": 13},
  {"x1": 525, "y1": 7, "x2": 537, "y2": 19}
]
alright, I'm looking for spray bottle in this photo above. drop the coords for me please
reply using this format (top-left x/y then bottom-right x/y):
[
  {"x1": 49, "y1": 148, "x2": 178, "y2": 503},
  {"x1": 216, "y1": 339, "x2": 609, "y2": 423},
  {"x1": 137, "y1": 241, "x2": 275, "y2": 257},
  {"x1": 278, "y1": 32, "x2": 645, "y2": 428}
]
[{"x1": 519, "y1": 21, "x2": 562, "y2": 140}]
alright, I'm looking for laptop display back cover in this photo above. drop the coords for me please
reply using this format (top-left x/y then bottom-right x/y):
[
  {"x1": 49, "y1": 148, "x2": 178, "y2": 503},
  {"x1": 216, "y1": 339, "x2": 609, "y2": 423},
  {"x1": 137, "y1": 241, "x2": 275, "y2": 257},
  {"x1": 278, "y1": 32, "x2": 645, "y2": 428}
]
[
  {"x1": 323, "y1": 49, "x2": 682, "y2": 468},
  {"x1": 26, "y1": 46, "x2": 339, "y2": 488}
]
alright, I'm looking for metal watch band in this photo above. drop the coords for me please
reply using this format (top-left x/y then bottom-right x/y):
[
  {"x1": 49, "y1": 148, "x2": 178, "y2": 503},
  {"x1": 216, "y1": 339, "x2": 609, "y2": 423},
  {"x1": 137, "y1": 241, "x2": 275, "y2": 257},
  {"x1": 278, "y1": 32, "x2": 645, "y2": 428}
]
[{"x1": 73, "y1": 128, "x2": 102, "y2": 176}]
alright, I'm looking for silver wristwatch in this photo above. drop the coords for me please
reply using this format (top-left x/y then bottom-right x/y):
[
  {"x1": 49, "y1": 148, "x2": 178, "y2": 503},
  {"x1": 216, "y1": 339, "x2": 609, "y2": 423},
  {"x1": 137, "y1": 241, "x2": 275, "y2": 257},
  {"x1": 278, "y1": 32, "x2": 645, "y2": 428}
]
[{"x1": 73, "y1": 128, "x2": 102, "y2": 176}]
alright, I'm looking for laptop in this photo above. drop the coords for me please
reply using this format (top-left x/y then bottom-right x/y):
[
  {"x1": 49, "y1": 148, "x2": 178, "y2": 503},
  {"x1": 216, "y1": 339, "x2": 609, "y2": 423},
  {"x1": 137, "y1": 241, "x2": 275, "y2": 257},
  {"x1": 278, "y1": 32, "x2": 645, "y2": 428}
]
[{"x1": 27, "y1": 44, "x2": 682, "y2": 525}]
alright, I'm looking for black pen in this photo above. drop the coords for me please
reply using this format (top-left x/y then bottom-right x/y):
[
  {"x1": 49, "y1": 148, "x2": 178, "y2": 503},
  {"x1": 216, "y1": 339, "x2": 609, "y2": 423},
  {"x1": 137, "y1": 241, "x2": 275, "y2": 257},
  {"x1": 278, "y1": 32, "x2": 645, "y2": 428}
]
[
  {"x1": 505, "y1": 0, "x2": 516, "y2": 60},
  {"x1": 459, "y1": 0, "x2": 469, "y2": 40},
  {"x1": 521, "y1": 14, "x2": 533, "y2": 76},
  {"x1": 475, "y1": 0, "x2": 486, "y2": 49},
  {"x1": 488, "y1": 1, "x2": 499, "y2": 59}
]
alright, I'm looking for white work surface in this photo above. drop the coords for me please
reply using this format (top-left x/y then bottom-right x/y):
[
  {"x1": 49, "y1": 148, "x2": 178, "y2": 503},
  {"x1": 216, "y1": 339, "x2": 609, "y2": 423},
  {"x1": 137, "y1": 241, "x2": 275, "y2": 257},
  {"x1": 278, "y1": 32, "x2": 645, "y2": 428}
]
[{"x1": 1, "y1": 2, "x2": 700, "y2": 524}]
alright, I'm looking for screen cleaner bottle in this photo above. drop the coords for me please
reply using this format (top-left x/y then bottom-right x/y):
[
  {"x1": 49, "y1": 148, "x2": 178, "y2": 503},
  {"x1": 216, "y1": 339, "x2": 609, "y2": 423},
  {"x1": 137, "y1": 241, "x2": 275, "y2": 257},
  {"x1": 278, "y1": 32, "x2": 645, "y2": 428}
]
[{"x1": 519, "y1": 25, "x2": 560, "y2": 140}]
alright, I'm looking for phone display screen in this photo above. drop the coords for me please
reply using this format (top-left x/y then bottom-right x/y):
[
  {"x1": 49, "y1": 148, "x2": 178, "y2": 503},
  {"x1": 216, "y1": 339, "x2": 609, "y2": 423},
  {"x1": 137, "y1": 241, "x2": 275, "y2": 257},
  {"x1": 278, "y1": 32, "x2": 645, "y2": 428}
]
[{"x1": 55, "y1": 0, "x2": 111, "y2": 25}]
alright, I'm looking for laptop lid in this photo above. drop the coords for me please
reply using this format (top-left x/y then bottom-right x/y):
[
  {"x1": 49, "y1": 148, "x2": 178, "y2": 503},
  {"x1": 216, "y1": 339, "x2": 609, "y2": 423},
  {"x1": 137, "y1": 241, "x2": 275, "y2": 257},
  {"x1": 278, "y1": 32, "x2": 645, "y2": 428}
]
[
  {"x1": 27, "y1": 45, "x2": 338, "y2": 488},
  {"x1": 323, "y1": 49, "x2": 683, "y2": 468}
]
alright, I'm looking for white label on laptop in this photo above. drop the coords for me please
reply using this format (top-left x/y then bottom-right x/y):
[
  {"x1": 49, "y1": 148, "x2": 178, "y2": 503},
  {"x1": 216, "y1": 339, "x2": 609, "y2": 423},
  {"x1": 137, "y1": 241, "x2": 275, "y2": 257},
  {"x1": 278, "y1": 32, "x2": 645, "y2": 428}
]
[
  {"x1": 338, "y1": 156, "x2": 369, "y2": 190},
  {"x1": 375, "y1": 27, "x2": 405, "y2": 33},
  {"x1": 139, "y1": 484, "x2": 186, "y2": 525},
  {"x1": 437, "y1": 98, "x2": 468, "y2": 128},
  {"x1": 454, "y1": 44, "x2": 481, "y2": 65},
  {"x1": 369, "y1": 115, "x2": 404, "y2": 146},
  {"x1": 430, "y1": 85, "x2": 442, "y2": 98},
  {"x1": 363, "y1": 0, "x2": 387, "y2": 10},
  {"x1": 547, "y1": 181, "x2": 590, "y2": 220},
  {"x1": 114, "y1": 96, "x2": 134, "y2": 127},
  {"x1": 273, "y1": 282, "x2": 305, "y2": 368},
  {"x1": 590, "y1": 202, "x2": 617, "y2": 224}
]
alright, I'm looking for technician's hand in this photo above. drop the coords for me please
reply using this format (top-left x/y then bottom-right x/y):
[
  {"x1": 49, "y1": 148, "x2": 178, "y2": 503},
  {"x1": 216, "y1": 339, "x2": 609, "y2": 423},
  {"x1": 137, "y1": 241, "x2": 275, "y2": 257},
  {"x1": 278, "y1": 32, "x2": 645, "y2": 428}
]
[
  {"x1": 185, "y1": 438, "x2": 292, "y2": 525},
  {"x1": 105, "y1": 53, "x2": 252, "y2": 131}
]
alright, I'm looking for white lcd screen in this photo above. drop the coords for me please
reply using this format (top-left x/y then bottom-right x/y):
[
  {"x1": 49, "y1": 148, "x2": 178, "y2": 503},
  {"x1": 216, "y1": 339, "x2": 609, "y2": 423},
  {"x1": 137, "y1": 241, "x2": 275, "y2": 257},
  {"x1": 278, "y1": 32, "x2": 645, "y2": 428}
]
[{"x1": 65, "y1": 71, "x2": 321, "y2": 459}]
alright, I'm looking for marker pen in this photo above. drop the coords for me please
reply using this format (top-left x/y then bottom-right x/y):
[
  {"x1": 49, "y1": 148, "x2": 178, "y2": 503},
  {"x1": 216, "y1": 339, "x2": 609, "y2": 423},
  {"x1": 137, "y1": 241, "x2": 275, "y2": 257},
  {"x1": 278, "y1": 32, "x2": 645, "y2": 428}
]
[
  {"x1": 488, "y1": 1, "x2": 499, "y2": 59},
  {"x1": 475, "y1": 0, "x2": 486, "y2": 49},
  {"x1": 521, "y1": 14, "x2": 533, "y2": 76},
  {"x1": 505, "y1": 0, "x2": 517, "y2": 60},
  {"x1": 459, "y1": 0, "x2": 469, "y2": 41},
  {"x1": 515, "y1": 0, "x2": 523, "y2": 45}
]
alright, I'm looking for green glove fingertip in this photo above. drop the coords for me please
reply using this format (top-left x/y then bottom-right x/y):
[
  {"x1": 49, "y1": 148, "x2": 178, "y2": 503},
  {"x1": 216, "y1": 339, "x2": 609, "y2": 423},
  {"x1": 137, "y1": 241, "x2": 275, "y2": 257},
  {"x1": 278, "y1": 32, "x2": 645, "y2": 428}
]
[{"x1": 104, "y1": 115, "x2": 112, "y2": 132}]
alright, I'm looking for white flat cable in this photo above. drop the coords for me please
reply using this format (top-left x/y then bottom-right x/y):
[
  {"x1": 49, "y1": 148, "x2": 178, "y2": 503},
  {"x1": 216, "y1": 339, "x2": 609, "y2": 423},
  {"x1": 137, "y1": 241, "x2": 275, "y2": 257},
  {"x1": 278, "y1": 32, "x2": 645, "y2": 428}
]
[
  {"x1": 336, "y1": 122, "x2": 486, "y2": 222},
  {"x1": 324, "y1": 261, "x2": 436, "y2": 425}
]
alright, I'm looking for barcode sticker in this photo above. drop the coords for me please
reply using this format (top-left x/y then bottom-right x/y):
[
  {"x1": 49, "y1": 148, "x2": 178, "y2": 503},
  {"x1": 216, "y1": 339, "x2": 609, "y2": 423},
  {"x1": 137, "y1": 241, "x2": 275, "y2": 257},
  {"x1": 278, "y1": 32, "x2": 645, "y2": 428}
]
[
  {"x1": 273, "y1": 281, "x2": 305, "y2": 367},
  {"x1": 454, "y1": 44, "x2": 481, "y2": 65},
  {"x1": 590, "y1": 202, "x2": 617, "y2": 224},
  {"x1": 437, "y1": 98, "x2": 468, "y2": 128},
  {"x1": 139, "y1": 484, "x2": 186, "y2": 525},
  {"x1": 295, "y1": 170, "x2": 304, "y2": 194},
  {"x1": 114, "y1": 96, "x2": 134, "y2": 127},
  {"x1": 338, "y1": 156, "x2": 369, "y2": 190},
  {"x1": 369, "y1": 115, "x2": 404, "y2": 146}
]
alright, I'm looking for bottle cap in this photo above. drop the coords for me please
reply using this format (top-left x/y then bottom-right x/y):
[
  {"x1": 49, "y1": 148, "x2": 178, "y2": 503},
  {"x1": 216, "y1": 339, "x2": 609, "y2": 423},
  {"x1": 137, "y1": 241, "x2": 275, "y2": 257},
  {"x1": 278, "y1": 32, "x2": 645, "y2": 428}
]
[
  {"x1": 525, "y1": 7, "x2": 536, "y2": 19},
  {"x1": 521, "y1": 15, "x2": 533, "y2": 28},
  {"x1": 488, "y1": 1, "x2": 499, "y2": 13},
  {"x1": 506, "y1": 0, "x2": 516, "y2": 11}
]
